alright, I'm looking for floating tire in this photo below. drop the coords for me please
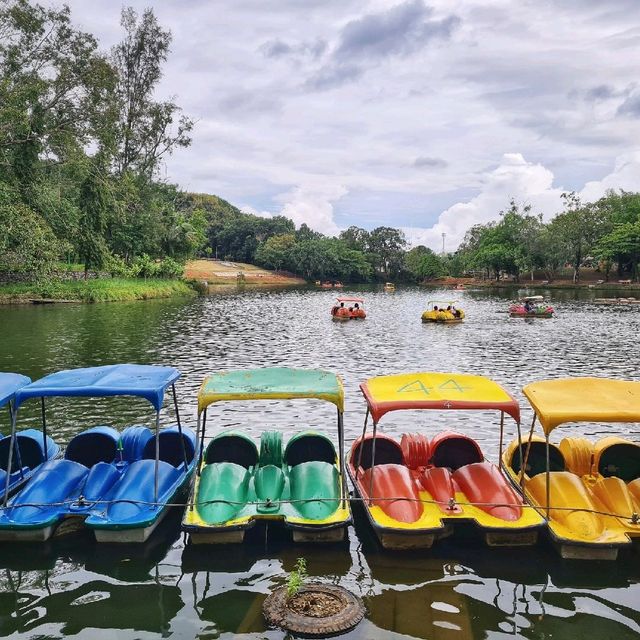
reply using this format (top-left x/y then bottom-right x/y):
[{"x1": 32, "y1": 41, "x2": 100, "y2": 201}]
[{"x1": 263, "y1": 584, "x2": 365, "y2": 636}]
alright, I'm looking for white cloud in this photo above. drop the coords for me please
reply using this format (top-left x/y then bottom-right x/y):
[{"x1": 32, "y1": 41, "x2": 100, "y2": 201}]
[
  {"x1": 277, "y1": 183, "x2": 347, "y2": 236},
  {"x1": 403, "y1": 150, "x2": 640, "y2": 252},
  {"x1": 579, "y1": 151, "x2": 640, "y2": 202},
  {"x1": 403, "y1": 153, "x2": 564, "y2": 250}
]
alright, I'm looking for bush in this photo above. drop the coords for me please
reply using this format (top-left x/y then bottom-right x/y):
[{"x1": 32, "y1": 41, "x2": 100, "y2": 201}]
[{"x1": 157, "y1": 257, "x2": 184, "y2": 278}]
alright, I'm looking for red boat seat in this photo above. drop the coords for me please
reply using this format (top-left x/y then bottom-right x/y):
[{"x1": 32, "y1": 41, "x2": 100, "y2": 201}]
[
  {"x1": 359, "y1": 464, "x2": 423, "y2": 523},
  {"x1": 420, "y1": 466, "x2": 461, "y2": 514},
  {"x1": 351, "y1": 436, "x2": 403, "y2": 470},
  {"x1": 430, "y1": 432, "x2": 483, "y2": 470},
  {"x1": 400, "y1": 433, "x2": 430, "y2": 469},
  {"x1": 453, "y1": 462, "x2": 522, "y2": 521}
]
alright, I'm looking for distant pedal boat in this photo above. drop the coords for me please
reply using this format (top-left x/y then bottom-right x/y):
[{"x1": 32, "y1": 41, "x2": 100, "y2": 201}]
[
  {"x1": 0, "y1": 364, "x2": 196, "y2": 543},
  {"x1": 182, "y1": 367, "x2": 351, "y2": 543}
]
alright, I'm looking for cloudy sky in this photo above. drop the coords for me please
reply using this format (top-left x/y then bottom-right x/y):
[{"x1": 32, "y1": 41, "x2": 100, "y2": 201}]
[{"x1": 58, "y1": 0, "x2": 640, "y2": 250}]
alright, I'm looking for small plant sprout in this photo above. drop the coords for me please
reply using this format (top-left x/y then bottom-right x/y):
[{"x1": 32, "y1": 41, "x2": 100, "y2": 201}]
[{"x1": 286, "y1": 557, "x2": 308, "y2": 599}]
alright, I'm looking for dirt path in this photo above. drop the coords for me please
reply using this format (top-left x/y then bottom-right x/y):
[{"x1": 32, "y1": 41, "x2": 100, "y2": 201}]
[{"x1": 184, "y1": 259, "x2": 305, "y2": 285}]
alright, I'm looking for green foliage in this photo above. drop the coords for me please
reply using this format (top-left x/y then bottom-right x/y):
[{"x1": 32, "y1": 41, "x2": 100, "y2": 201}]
[
  {"x1": 0, "y1": 278, "x2": 195, "y2": 303},
  {"x1": 286, "y1": 557, "x2": 308, "y2": 599},
  {"x1": 405, "y1": 246, "x2": 445, "y2": 281}
]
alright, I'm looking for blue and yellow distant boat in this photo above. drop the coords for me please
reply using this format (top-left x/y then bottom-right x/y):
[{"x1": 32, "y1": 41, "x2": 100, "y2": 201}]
[
  {"x1": 182, "y1": 367, "x2": 351, "y2": 543},
  {"x1": 503, "y1": 377, "x2": 640, "y2": 560}
]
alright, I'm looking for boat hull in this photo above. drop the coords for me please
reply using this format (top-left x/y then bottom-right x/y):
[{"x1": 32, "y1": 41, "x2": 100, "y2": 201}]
[
  {"x1": 348, "y1": 433, "x2": 544, "y2": 550},
  {"x1": 183, "y1": 430, "x2": 351, "y2": 543},
  {"x1": 502, "y1": 436, "x2": 640, "y2": 559}
]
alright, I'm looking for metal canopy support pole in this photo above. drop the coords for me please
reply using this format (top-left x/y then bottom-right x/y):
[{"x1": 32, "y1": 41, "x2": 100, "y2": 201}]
[
  {"x1": 337, "y1": 409, "x2": 347, "y2": 509},
  {"x1": 545, "y1": 433, "x2": 550, "y2": 519},
  {"x1": 520, "y1": 414, "x2": 537, "y2": 489},
  {"x1": 189, "y1": 411, "x2": 203, "y2": 513},
  {"x1": 172, "y1": 384, "x2": 189, "y2": 472},
  {"x1": 41, "y1": 397, "x2": 48, "y2": 460},
  {"x1": 154, "y1": 410, "x2": 160, "y2": 504},
  {"x1": 355, "y1": 409, "x2": 370, "y2": 482},
  {"x1": 368, "y1": 420, "x2": 378, "y2": 506},
  {"x1": 8, "y1": 401, "x2": 24, "y2": 480},
  {"x1": 197, "y1": 410, "x2": 207, "y2": 477},
  {"x1": 498, "y1": 411, "x2": 505, "y2": 469},
  {"x1": 515, "y1": 418, "x2": 524, "y2": 478},
  {"x1": 3, "y1": 406, "x2": 18, "y2": 506}
]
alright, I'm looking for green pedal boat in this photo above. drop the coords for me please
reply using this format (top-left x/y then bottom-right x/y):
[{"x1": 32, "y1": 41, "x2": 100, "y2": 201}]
[{"x1": 182, "y1": 367, "x2": 351, "y2": 543}]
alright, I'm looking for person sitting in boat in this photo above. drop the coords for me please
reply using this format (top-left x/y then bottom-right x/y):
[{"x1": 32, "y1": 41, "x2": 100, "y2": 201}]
[
  {"x1": 354, "y1": 303, "x2": 360, "y2": 310},
  {"x1": 524, "y1": 300, "x2": 533, "y2": 313},
  {"x1": 451, "y1": 305, "x2": 461, "y2": 318},
  {"x1": 433, "y1": 305, "x2": 439, "y2": 311}
]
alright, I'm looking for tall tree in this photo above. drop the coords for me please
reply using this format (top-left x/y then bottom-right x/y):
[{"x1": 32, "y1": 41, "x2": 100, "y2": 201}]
[{"x1": 111, "y1": 7, "x2": 193, "y2": 178}]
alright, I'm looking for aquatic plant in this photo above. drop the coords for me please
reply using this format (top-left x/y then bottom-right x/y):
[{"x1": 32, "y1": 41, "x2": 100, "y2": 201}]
[{"x1": 286, "y1": 557, "x2": 308, "y2": 599}]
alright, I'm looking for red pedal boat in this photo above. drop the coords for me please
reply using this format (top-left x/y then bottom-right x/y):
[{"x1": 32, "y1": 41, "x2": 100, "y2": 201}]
[{"x1": 347, "y1": 372, "x2": 545, "y2": 549}]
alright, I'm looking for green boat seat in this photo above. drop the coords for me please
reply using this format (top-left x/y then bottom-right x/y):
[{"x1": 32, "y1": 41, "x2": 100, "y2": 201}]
[
  {"x1": 259, "y1": 431, "x2": 282, "y2": 467},
  {"x1": 205, "y1": 432, "x2": 258, "y2": 468},
  {"x1": 284, "y1": 432, "x2": 336, "y2": 466}
]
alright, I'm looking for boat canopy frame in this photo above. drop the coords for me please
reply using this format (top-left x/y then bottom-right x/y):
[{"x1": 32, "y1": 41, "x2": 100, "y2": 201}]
[
  {"x1": 2, "y1": 364, "x2": 189, "y2": 506},
  {"x1": 357, "y1": 372, "x2": 524, "y2": 504},
  {"x1": 520, "y1": 377, "x2": 640, "y2": 517},
  {"x1": 194, "y1": 367, "x2": 348, "y2": 509},
  {"x1": 0, "y1": 373, "x2": 32, "y2": 491}
]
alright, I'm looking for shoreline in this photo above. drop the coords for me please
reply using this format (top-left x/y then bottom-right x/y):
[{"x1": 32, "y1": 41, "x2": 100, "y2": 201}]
[{"x1": 0, "y1": 278, "x2": 198, "y2": 305}]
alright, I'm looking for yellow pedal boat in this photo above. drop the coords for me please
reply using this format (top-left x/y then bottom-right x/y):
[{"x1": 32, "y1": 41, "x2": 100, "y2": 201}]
[
  {"x1": 503, "y1": 377, "x2": 640, "y2": 560},
  {"x1": 421, "y1": 301, "x2": 464, "y2": 324}
]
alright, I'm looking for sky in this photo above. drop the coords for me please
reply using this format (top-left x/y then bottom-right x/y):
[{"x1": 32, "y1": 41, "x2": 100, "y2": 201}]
[{"x1": 57, "y1": 0, "x2": 640, "y2": 251}]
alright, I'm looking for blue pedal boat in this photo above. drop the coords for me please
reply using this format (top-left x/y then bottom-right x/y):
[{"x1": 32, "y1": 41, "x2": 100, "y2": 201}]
[
  {"x1": 0, "y1": 372, "x2": 60, "y2": 497},
  {"x1": 0, "y1": 364, "x2": 196, "y2": 543}
]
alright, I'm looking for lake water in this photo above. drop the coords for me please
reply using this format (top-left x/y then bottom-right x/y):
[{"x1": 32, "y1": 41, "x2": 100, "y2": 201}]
[{"x1": 0, "y1": 285, "x2": 639, "y2": 639}]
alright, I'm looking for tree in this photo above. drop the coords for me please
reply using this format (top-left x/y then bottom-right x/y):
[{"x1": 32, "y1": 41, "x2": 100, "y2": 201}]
[
  {"x1": 596, "y1": 221, "x2": 640, "y2": 282},
  {"x1": 339, "y1": 226, "x2": 370, "y2": 252},
  {"x1": 368, "y1": 226, "x2": 407, "y2": 277},
  {"x1": 0, "y1": 181, "x2": 62, "y2": 277},
  {"x1": 255, "y1": 234, "x2": 296, "y2": 271},
  {"x1": 111, "y1": 7, "x2": 193, "y2": 178},
  {"x1": 78, "y1": 159, "x2": 110, "y2": 277},
  {"x1": 405, "y1": 245, "x2": 444, "y2": 281}
]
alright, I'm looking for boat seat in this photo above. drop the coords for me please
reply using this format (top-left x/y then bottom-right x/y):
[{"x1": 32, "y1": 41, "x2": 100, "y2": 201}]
[
  {"x1": 400, "y1": 433, "x2": 430, "y2": 469},
  {"x1": 431, "y1": 435, "x2": 483, "y2": 471},
  {"x1": 143, "y1": 428, "x2": 196, "y2": 468},
  {"x1": 284, "y1": 432, "x2": 336, "y2": 466},
  {"x1": 510, "y1": 441, "x2": 565, "y2": 477},
  {"x1": 598, "y1": 442, "x2": 640, "y2": 483},
  {"x1": 205, "y1": 432, "x2": 258, "y2": 468},
  {"x1": 260, "y1": 431, "x2": 283, "y2": 467},
  {"x1": 352, "y1": 437, "x2": 403, "y2": 470},
  {"x1": 0, "y1": 431, "x2": 47, "y2": 471},
  {"x1": 65, "y1": 427, "x2": 119, "y2": 467}
]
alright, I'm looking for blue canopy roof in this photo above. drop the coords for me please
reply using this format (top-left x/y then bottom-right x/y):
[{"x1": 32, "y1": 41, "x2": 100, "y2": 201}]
[
  {"x1": 14, "y1": 364, "x2": 180, "y2": 411},
  {"x1": 0, "y1": 373, "x2": 31, "y2": 409}
]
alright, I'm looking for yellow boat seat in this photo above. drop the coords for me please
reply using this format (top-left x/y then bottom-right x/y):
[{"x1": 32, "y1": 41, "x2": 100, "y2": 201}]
[{"x1": 510, "y1": 440, "x2": 565, "y2": 478}]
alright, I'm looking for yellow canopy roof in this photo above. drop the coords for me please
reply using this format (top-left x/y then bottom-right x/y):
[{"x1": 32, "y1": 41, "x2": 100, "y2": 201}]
[
  {"x1": 523, "y1": 377, "x2": 640, "y2": 435},
  {"x1": 198, "y1": 367, "x2": 344, "y2": 414},
  {"x1": 360, "y1": 372, "x2": 520, "y2": 424}
]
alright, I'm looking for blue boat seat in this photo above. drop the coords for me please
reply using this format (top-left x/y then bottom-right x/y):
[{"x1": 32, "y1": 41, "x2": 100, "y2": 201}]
[
  {"x1": 65, "y1": 426, "x2": 119, "y2": 467},
  {"x1": 0, "y1": 429, "x2": 57, "y2": 471},
  {"x1": 142, "y1": 427, "x2": 195, "y2": 468}
]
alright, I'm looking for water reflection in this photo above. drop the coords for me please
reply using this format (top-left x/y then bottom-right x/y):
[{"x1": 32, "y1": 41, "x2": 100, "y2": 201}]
[{"x1": 0, "y1": 287, "x2": 639, "y2": 639}]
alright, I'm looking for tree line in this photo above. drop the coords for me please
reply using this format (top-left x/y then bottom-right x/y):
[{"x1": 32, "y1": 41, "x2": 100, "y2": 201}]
[{"x1": 1, "y1": 1, "x2": 638, "y2": 285}]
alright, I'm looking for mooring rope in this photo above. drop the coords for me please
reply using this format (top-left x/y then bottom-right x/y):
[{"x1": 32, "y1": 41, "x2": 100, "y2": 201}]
[{"x1": 0, "y1": 494, "x2": 638, "y2": 524}]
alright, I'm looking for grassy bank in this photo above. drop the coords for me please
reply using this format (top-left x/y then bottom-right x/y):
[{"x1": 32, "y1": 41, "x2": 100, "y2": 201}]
[{"x1": 0, "y1": 278, "x2": 197, "y2": 304}]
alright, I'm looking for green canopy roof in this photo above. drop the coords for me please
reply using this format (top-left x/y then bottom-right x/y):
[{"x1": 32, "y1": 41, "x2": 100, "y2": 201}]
[{"x1": 198, "y1": 367, "x2": 344, "y2": 413}]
